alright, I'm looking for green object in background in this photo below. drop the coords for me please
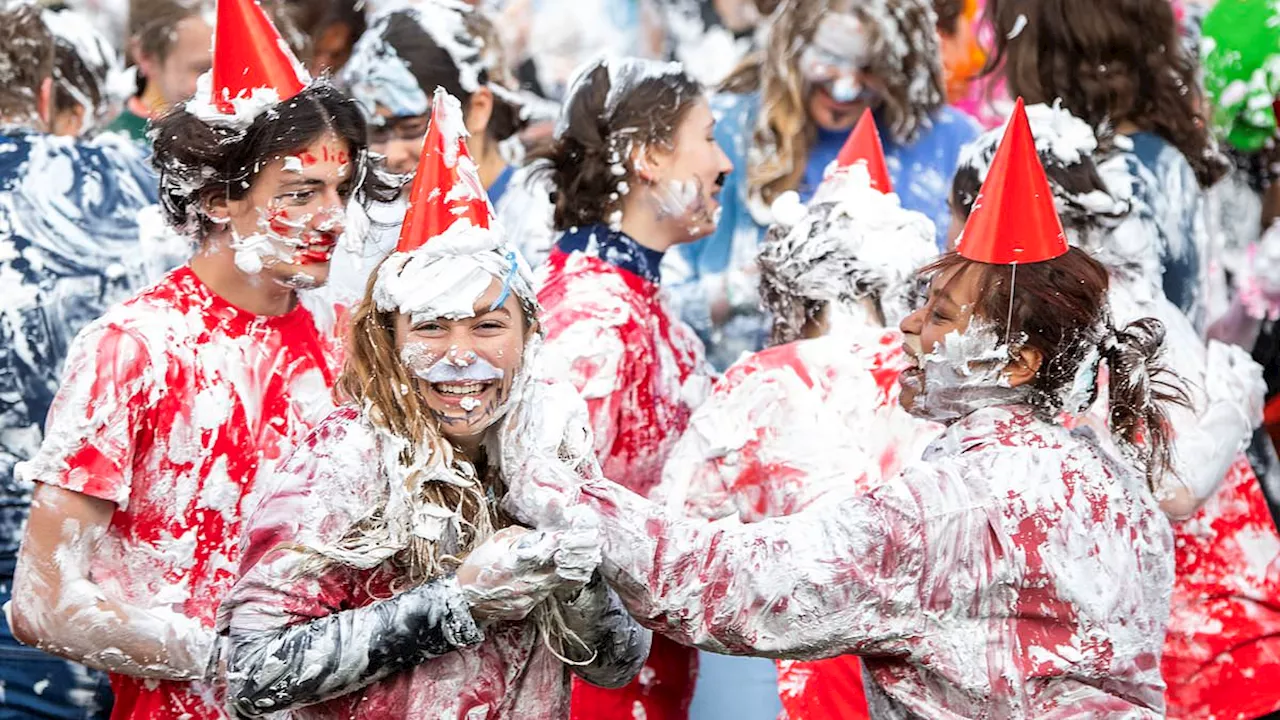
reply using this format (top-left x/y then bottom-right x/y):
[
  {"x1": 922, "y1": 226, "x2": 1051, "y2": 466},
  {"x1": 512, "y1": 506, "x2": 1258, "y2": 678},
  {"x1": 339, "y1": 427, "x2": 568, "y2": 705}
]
[{"x1": 1202, "y1": 0, "x2": 1280, "y2": 153}]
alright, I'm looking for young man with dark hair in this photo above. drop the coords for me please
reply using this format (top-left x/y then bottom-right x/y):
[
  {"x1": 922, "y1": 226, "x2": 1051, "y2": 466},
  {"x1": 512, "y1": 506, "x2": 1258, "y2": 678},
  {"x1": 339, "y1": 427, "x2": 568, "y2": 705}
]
[
  {"x1": 7, "y1": 0, "x2": 394, "y2": 716},
  {"x1": 106, "y1": 0, "x2": 212, "y2": 141},
  {"x1": 0, "y1": 3, "x2": 159, "y2": 717}
]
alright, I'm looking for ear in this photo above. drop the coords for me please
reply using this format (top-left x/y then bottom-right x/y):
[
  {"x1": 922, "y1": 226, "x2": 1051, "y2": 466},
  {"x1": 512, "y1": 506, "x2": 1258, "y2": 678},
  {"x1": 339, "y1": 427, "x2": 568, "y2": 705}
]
[
  {"x1": 629, "y1": 141, "x2": 668, "y2": 184},
  {"x1": 204, "y1": 190, "x2": 234, "y2": 224},
  {"x1": 51, "y1": 104, "x2": 88, "y2": 137},
  {"x1": 1004, "y1": 345, "x2": 1043, "y2": 388},
  {"x1": 464, "y1": 87, "x2": 494, "y2": 138},
  {"x1": 37, "y1": 77, "x2": 55, "y2": 131},
  {"x1": 132, "y1": 40, "x2": 158, "y2": 82}
]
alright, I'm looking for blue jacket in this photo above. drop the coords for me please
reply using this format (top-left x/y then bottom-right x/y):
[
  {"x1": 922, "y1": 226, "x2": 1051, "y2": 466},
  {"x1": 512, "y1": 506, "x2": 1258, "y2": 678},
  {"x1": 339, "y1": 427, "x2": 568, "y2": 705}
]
[
  {"x1": 666, "y1": 92, "x2": 977, "y2": 370},
  {"x1": 0, "y1": 130, "x2": 159, "y2": 577}
]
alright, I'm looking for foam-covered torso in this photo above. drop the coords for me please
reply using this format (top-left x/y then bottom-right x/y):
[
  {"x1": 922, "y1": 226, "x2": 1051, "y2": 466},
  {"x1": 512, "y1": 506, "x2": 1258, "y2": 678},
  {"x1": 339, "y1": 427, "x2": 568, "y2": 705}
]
[
  {"x1": 537, "y1": 231, "x2": 713, "y2": 498},
  {"x1": 221, "y1": 405, "x2": 582, "y2": 719},
  {"x1": 17, "y1": 266, "x2": 337, "y2": 717}
]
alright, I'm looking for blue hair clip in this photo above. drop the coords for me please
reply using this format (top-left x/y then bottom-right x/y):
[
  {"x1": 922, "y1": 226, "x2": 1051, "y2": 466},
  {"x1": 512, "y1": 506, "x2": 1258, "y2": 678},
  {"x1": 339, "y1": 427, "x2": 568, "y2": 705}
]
[{"x1": 490, "y1": 250, "x2": 519, "y2": 311}]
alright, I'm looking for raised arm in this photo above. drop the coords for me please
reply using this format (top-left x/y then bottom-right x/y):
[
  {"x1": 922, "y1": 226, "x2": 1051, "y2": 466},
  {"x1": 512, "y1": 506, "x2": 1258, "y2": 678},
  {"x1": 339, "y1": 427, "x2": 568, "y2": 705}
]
[{"x1": 504, "y1": 458, "x2": 965, "y2": 661}]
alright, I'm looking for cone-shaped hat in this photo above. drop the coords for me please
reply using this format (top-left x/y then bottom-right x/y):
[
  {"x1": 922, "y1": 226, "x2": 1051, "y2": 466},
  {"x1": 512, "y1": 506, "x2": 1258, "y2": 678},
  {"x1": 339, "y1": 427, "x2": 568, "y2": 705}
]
[
  {"x1": 396, "y1": 88, "x2": 494, "y2": 253},
  {"x1": 956, "y1": 98, "x2": 1068, "y2": 265},
  {"x1": 831, "y1": 108, "x2": 893, "y2": 193},
  {"x1": 210, "y1": 0, "x2": 308, "y2": 114}
]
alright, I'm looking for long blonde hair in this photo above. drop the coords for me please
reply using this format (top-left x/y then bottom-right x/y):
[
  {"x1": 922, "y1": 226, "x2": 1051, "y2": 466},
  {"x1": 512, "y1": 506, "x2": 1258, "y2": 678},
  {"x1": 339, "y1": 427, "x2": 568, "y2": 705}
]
[
  {"x1": 722, "y1": 0, "x2": 945, "y2": 206},
  {"x1": 328, "y1": 273, "x2": 508, "y2": 588}
]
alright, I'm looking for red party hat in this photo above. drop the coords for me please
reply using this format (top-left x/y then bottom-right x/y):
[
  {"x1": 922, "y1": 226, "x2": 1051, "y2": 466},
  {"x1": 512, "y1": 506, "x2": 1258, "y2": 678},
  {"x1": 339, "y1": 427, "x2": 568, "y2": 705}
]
[
  {"x1": 210, "y1": 0, "x2": 308, "y2": 114},
  {"x1": 956, "y1": 98, "x2": 1068, "y2": 265},
  {"x1": 831, "y1": 108, "x2": 893, "y2": 193},
  {"x1": 397, "y1": 89, "x2": 494, "y2": 253}
]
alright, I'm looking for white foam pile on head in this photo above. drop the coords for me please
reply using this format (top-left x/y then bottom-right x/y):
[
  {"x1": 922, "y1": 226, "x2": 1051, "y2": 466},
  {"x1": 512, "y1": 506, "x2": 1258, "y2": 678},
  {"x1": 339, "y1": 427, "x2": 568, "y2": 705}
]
[
  {"x1": 373, "y1": 90, "x2": 535, "y2": 321},
  {"x1": 183, "y1": 19, "x2": 313, "y2": 131},
  {"x1": 765, "y1": 163, "x2": 936, "y2": 324},
  {"x1": 340, "y1": 0, "x2": 486, "y2": 125},
  {"x1": 186, "y1": 74, "x2": 279, "y2": 131},
  {"x1": 374, "y1": 217, "x2": 536, "y2": 321}
]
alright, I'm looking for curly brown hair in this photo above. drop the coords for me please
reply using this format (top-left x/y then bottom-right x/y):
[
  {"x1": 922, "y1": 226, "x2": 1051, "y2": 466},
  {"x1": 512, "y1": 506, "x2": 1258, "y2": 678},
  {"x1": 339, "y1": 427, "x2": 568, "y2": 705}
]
[
  {"x1": 983, "y1": 0, "x2": 1227, "y2": 188},
  {"x1": 721, "y1": 0, "x2": 944, "y2": 206},
  {"x1": 535, "y1": 58, "x2": 702, "y2": 231}
]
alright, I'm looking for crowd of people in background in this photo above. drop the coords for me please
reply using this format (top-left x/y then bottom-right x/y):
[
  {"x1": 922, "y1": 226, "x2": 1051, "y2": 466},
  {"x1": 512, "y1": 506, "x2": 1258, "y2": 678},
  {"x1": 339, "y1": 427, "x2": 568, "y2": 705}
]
[{"x1": 1, "y1": 0, "x2": 1279, "y2": 718}]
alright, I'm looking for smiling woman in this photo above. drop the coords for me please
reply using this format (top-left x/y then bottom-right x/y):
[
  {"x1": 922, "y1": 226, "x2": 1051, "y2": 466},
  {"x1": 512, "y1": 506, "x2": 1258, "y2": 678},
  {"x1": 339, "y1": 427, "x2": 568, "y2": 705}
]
[{"x1": 217, "y1": 90, "x2": 649, "y2": 720}]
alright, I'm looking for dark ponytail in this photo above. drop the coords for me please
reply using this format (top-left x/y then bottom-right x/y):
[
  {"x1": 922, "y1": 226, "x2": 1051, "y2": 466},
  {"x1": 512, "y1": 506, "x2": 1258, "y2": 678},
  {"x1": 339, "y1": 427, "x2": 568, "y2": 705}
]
[
  {"x1": 1100, "y1": 317, "x2": 1189, "y2": 488},
  {"x1": 534, "y1": 58, "x2": 702, "y2": 231}
]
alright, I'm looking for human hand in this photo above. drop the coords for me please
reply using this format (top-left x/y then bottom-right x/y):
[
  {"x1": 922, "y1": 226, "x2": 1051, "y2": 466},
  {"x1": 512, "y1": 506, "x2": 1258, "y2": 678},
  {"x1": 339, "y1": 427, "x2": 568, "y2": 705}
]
[{"x1": 457, "y1": 523, "x2": 601, "y2": 623}]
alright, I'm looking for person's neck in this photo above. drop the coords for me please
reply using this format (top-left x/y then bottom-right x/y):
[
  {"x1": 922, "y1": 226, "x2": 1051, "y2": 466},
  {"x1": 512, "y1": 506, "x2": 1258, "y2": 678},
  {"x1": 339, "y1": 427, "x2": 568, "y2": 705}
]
[
  {"x1": 618, "y1": 199, "x2": 678, "y2": 255},
  {"x1": 135, "y1": 84, "x2": 168, "y2": 118},
  {"x1": 453, "y1": 434, "x2": 486, "y2": 466},
  {"x1": 189, "y1": 236, "x2": 298, "y2": 316},
  {"x1": 1113, "y1": 119, "x2": 1142, "y2": 136},
  {"x1": 475, "y1": 140, "x2": 507, "y2": 189}
]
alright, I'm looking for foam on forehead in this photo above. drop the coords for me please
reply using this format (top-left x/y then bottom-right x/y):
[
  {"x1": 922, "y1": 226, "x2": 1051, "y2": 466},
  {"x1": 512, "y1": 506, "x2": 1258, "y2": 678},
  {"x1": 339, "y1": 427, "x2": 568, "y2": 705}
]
[{"x1": 373, "y1": 218, "x2": 537, "y2": 321}]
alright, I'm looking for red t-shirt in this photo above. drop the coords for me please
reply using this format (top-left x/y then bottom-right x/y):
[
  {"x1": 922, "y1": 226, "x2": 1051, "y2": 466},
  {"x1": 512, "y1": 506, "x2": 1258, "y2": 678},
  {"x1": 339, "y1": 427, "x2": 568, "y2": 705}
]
[
  {"x1": 21, "y1": 266, "x2": 339, "y2": 719},
  {"x1": 538, "y1": 247, "x2": 713, "y2": 720}
]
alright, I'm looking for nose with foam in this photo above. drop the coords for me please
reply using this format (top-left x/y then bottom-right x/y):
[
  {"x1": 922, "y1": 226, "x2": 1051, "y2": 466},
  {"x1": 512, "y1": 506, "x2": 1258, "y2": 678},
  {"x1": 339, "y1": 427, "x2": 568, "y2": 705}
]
[{"x1": 829, "y1": 75, "x2": 862, "y2": 103}]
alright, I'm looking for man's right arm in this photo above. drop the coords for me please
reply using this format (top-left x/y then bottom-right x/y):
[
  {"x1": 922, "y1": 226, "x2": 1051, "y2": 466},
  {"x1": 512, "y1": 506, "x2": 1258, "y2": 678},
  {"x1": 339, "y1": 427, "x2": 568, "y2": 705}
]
[{"x1": 9, "y1": 482, "x2": 217, "y2": 680}]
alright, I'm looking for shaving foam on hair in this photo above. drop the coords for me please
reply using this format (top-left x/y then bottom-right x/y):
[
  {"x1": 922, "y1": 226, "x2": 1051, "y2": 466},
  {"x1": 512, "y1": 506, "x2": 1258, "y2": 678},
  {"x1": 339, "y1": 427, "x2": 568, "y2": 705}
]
[
  {"x1": 373, "y1": 219, "x2": 538, "y2": 321},
  {"x1": 555, "y1": 57, "x2": 691, "y2": 140},
  {"x1": 763, "y1": 163, "x2": 936, "y2": 327},
  {"x1": 185, "y1": 72, "x2": 286, "y2": 131},
  {"x1": 342, "y1": 1, "x2": 491, "y2": 123}
]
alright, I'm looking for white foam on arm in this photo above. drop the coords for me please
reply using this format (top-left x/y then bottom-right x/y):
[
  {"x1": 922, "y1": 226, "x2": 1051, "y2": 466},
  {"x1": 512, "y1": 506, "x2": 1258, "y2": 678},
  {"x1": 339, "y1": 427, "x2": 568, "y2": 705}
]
[{"x1": 8, "y1": 483, "x2": 216, "y2": 680}]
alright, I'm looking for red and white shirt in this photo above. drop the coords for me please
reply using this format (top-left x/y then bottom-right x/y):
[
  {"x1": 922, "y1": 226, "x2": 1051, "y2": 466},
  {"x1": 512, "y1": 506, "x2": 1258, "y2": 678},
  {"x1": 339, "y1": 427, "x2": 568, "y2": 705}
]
[
  {"x1": 653, "y1": 326, "x2": 938, "y2": 720},
  {"x1": 1162, "y1": 455, "x2": 1280, "y2": 719},
  {"x1": 19, "y1": 266, "x2": 338, "y2": 718},
  {"x1": 537, "y1": 227, "x2": 714, "y2": 719},
  {"x1": 575, "y1": 404, "x2": 1175, "y2": 718}
]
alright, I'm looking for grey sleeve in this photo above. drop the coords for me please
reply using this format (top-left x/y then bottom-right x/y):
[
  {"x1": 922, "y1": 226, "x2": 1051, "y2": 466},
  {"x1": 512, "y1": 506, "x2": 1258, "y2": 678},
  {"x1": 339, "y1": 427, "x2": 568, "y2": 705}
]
[
  {"x1": 225, "y1": 576, "x2": 484, "y2": 718},
  {"x1": 560, "y1": 573, "x2": 652, "y2": 689}
]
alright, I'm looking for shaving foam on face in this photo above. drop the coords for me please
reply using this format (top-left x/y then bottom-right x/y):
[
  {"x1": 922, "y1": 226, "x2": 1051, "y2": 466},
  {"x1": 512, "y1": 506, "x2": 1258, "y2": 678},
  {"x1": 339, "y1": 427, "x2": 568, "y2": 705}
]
[{"x1": 903, "y1": 320, "x2": 1024, "y2": 423}]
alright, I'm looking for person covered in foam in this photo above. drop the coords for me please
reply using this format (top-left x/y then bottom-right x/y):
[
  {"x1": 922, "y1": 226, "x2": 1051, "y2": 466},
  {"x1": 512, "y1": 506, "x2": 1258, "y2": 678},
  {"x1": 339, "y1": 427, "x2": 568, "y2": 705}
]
[
  {"x1": 501, "y1": 100, "x2": 1188, "y2": 717},
  {"x1": 313, "y1": 0, "x2": 537, "y2": 336},
  {"x1": 7, "y1": 0, "x2": 397, "y2": 716},
  {"x1": 653, "y1": 111, "x2": 941, "y2": 720},
  {"x1": 532, "y1": 56, "x2": 728, "y2": 720},
  {"x1": 219, "y1": 88, "x2": 649, "y2": 719},
  {"x1": 949, "y1": 100, "x2": 1280, "y2": 720}
]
